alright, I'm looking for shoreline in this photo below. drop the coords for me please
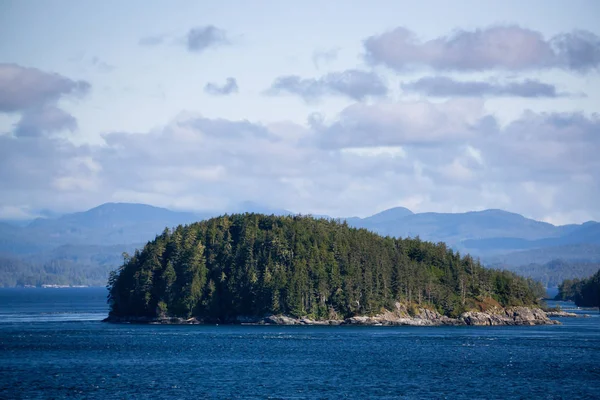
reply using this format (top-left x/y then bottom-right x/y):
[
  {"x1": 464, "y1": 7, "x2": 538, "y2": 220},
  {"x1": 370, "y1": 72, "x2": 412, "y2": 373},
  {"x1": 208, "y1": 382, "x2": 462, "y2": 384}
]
[{"x1": 104, "y1": 303, "x2": 561, "y2": 327}]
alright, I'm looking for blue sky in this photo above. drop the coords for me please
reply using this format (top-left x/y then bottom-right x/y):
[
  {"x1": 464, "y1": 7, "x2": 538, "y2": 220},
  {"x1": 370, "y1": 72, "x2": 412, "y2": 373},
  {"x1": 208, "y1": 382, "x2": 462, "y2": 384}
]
[{"x1": 1, "y1": 0, "x2": 599, "y2": 224}]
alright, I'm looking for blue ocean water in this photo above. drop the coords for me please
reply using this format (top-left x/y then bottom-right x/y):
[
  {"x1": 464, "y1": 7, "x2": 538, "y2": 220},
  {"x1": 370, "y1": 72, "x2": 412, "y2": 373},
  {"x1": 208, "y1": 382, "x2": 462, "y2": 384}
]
[{"x1": 0, "y1": 288, "x2": 599, "y2": 399}]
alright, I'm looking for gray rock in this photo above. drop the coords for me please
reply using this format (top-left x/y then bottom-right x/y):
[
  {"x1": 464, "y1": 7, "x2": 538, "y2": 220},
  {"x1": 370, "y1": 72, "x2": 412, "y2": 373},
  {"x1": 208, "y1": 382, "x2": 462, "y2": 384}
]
[
  {"x1": 459, "y1": 307, "x2": 560, "y2": 326},
  {"x1": 545, "y1": 311, "x2": 579, "y2": 318},
  {"x1": 262, "y1": 315, "x2": 301, "y2": 325},
  {"x1": 105, "y1": 304, "x2": 561, "y2": 327}
]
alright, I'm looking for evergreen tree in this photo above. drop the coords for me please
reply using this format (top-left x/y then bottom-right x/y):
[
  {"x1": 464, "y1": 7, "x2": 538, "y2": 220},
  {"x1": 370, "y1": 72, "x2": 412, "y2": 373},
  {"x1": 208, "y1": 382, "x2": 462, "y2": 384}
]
[{"x1": 108, "y1": 214, "x2": 546, "y2": 321}]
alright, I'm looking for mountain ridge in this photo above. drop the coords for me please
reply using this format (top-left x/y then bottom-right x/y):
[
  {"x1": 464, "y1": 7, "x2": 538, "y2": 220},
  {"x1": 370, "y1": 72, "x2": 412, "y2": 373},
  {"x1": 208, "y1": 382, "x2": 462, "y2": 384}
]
[{"x1": 0, "y1": 202, "x2": 598, "y2": 287}]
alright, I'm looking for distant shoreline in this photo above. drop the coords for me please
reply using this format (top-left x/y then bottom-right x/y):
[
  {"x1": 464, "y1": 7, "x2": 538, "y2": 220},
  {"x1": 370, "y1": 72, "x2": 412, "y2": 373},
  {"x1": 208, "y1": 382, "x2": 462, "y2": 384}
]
[{"x1": 7, "y1": 285, "x2": 105, "y2": 289}]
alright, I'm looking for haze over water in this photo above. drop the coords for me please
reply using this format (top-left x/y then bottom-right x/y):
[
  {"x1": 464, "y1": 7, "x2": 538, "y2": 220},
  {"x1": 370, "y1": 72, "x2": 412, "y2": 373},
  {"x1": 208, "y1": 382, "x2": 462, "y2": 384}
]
[{"x1": 0, "y1": 288, "x2": 598, "y2": 399}]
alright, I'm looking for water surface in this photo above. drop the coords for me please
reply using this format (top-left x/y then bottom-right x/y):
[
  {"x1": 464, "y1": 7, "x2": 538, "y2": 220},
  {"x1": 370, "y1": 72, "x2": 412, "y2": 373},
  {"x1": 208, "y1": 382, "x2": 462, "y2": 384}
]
[{"x1": 0, "y1": 288, "x2": 598, "y2": 399}]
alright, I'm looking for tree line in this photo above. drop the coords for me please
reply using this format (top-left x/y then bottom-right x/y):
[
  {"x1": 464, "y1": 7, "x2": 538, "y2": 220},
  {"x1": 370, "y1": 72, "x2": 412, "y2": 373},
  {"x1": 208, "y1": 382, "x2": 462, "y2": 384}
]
[
  {"x1": 107, "y1": 214, "x2": 545, "y2": 321},
  {"x1": 555, "y1": 269, "x2": 600, "y2": 308},
  {"x1": 498, "y1": 259, "x2": 600, "y2": 288}
]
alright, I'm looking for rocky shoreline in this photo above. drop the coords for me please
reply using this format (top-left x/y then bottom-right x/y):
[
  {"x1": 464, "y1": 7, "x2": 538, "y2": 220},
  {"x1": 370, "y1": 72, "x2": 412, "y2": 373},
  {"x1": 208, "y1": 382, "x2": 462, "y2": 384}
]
[
  {"x1": 545, "y1": 310, "x2": 587, "y2": 318},
  {"x1": 105, "y1": 302, "x2": 560, "y2": 326}
]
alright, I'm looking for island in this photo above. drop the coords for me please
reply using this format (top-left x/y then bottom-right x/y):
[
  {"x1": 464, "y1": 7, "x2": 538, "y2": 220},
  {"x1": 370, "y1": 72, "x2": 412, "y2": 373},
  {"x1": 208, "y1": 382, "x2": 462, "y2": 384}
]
[
  {"x1": 555, "y1": 269, "x2": 600, "y2": 309},
  {"x1": 105, "y1": 214, "x2": 558, "y2": 326}
]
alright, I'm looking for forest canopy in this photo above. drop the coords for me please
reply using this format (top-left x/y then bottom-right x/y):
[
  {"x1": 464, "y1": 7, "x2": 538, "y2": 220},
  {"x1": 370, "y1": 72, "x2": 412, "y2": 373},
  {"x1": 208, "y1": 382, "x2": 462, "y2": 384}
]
[
  {"x1": 555, "y1": 269, "x2": 600, "y2": 308},
  {"x1": 107, "y1": 214, "x2": 545, "y2": 321}
]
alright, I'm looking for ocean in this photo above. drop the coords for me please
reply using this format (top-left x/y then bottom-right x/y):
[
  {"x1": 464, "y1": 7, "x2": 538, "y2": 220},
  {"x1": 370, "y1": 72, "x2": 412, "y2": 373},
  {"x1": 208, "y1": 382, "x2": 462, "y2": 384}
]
[{"x1": 0, "y1": 288, "x2": 598, "y2": 399}]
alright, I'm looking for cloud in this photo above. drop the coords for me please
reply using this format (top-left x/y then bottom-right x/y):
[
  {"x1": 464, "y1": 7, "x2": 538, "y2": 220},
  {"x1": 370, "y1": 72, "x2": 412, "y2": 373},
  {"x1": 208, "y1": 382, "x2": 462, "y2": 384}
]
[
  {"x1": 0, "y1": 132, "x2": 95, "y2": 214},
  {"x1": 2, "y1": 102, "x2": 599, "y2": 222},
  {"x1": 186, "y1": 26, "x2": 229, "y2": 53},
  {"x1": 0, "y1": 64, "x2": 89, "y2": 140},
  {"x1": 481, "y1": 111, "x2": 600, "y2": 178},
  {"x1": 178, "y1": 116, "x2": 276, "y2": 141},
  {"x1": 0, "y1": 63, "x2": 90, "y2": 112},
  {"x1": 552, "y1": 30, "x2": 600, "y2": 71},
  {"x1": 401, "y1": 77, "x2": 563, "y2": 97},
  {"x1": 314, "y1": 99, "x2": 485, "y2": 148},
  {"x1": 139, "y1": 34, "x2": 168, "y2": 46},
  {"x1": 139, "y1": 26, "x2": 230, "y2": 53},
  {"x1": 95, "y1": 115, "x2": 306, "y2": 211},
  {"x1": 204, "y1": 77, "x2": 239, "y2": 96},
  {"x1": 312, "y1": 47, "x2": 340, "y2": 69},
  {"x1": 267, "y1": 69, "x2": 388, "y2": 101},
  {"x1": 307, "y1": 102, "x2": 598, "y2": 219},
  {"x1": 14, "y1": 105, "x2": 78, "y2": 137},
  {"x1": 90, "y1": 57, "x2": 115, "y2": 73},
  {"x1": 364, "y1": 26, "x2": 600, "y2": 72}
]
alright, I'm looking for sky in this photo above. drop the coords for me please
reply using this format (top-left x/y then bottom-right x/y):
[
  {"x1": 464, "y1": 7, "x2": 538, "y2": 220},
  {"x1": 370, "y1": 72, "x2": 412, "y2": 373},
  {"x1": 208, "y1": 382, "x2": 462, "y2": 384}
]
[{"x1": 0, "y1": 0, "x2": 599, "y2": 224}]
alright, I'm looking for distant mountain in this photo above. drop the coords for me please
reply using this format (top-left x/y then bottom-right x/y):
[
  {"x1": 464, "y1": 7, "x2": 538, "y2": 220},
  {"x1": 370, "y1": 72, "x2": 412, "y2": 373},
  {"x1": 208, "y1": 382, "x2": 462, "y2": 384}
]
[
  {"x1": 344, "y1": 209, "x2": 561, "y2": 246},
  {"x1": 25, "y1": 203, "x2": 203, "y2": 246},
  {"x1": 231, "y1": 201, "x2": 293, "y2": 216},
  {"x1": 0, "y1": 219, "x2": 33, "y2": 228},
  {"x1": 0, "y1": 202, "x2": 300, "y2": 286},
  {"x1": 462, "y1": 221, "x2": 600, "y2": 253},
  {"x1": 341, "y1": 209, "x2": 600, "y2": 266},
  {"x1": 487, "y1": 243, "x2": 600, "y2": 266},
  {"x1": 499, "y1": 259, "x2": 600, "y2": 288},
  {"x1": 0, "y1": 202, "x2": 598, "y2": 287},
  {"x1": 0, "y1": 203, "x2": 204, "y2": 257},
  {"x1": 0, "y1": 222, "x2": 18, "y2": 237},
  {"x1": 356, "y1": 206, "x2": 414, "y2": 225}
]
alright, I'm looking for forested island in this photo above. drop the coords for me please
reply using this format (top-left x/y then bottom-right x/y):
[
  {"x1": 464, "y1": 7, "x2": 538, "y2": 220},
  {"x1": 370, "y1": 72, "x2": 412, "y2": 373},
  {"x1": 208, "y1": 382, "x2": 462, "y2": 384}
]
[
  {"x1": 555, "y1": 269, "x2": 600, "y2": 308},
  {"x1": 106, "y1": 214, "x2": 556, "y2": 326}
]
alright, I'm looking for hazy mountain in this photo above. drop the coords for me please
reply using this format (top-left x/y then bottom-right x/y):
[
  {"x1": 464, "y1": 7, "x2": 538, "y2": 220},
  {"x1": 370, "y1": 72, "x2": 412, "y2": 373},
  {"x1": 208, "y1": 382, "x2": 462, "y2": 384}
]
[
  {"x1": 0, "y1": 202, "x2": 598, "y2": 287},
  {"x1": 459, "y1": 222, "x2": 600, "y2": 263},
  {"x1": 0, "y1": 204, "x2": 197, "y2": 259},
  {"x1": 344, "y1": 209, "x2": 564, "y2": 247},
  {"x1": 231, "y1": 201, "x2": 293, "y2": 216},
  {"x1": 487, "y1": 243, "x2": 600, "y2": 266},
  {"x1": 24, "y1": 203, "x2": 203, "y2": 246},
  {"x1": 354, "y1": 206, "x2": 414, "y2": 225},
  {"x1": 499, "y1": 259, "x2": 600, "y2": 288}
]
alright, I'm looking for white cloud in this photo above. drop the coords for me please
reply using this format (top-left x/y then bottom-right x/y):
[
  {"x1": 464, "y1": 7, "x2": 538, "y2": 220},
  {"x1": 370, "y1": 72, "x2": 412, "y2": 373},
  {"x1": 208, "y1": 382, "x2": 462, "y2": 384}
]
[
  {"x1": 316, "y1": 99, "x2": 486, "y2": 148},
  {"x1": 340, "y1": 146, "x2": 406, "y2": 158},
  {"x1": 1, "y1": 100, "x2": 599, "y2": 223}
]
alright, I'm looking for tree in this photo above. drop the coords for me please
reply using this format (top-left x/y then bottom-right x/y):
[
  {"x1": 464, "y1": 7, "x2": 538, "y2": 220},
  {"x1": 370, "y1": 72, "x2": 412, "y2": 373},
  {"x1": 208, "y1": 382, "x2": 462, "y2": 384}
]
[{"x1": 107, "y1": 214, "x2": 546, "y2": 321}]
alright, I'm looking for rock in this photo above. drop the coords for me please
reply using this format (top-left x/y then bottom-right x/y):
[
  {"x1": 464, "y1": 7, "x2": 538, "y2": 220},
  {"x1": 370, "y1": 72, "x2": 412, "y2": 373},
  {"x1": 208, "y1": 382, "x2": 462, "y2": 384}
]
[
  {"x1": 508, "y1": 307, "x2": 560, "y2": 325},
  {"x1": 343, "y1": 316, "x2": 376, "y2": 325},
  {"x1": 459, "y1": 307, "x2": 560, "y2": 326},
  {"x1": 262, "y1": 315, "x2": 301, "y2": 325},
  {"x1": 235, "y1": 315, "x2": 263, "y2": 324},
  {"x1": 103, "y1": 315, "x2": 203, "y2": 324},
  {"x1": 545, "y1": 311, "x2": 579, "y2": 318},
  {"x1": 105, "y1": 305, "x2": 561, "y2": 326}
]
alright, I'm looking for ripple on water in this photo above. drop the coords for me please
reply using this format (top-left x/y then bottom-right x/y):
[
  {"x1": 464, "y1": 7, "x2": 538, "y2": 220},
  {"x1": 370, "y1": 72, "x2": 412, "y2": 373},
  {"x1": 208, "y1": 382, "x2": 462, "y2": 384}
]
[{"x1": 0, "y1": 291, "x2": 599, "y2": 399}]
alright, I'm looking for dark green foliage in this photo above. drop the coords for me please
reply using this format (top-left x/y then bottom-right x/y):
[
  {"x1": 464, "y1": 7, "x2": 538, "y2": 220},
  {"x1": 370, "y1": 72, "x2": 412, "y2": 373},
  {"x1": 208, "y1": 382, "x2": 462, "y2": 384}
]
[
  {"x1": 107, "y1": 214, "x2": 545, "y2": 320},
  {"x1": 496, "y1": 259, "x2": 600, "y2": 288},
  {"x1": 556, "y1": 269, "x2": 600, "y2": 308}
]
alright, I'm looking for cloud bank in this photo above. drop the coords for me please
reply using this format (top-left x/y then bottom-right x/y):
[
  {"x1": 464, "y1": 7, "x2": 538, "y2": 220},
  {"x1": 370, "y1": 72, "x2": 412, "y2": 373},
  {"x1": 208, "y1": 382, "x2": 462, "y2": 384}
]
[
  {"x1": 2, "y1": 99, "x2": 598, "y2": 223},
  {"x1": 401, "y1": 77, "x2": 562, "y2": 97},
  {"x1": 365, "y1": 26, "x2": 600, "y2": 72}
]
